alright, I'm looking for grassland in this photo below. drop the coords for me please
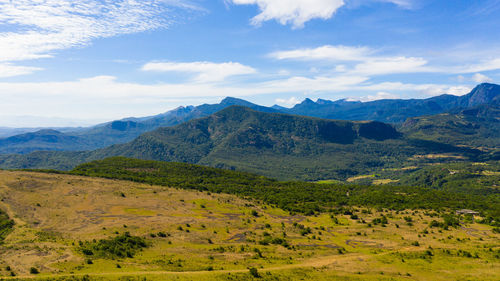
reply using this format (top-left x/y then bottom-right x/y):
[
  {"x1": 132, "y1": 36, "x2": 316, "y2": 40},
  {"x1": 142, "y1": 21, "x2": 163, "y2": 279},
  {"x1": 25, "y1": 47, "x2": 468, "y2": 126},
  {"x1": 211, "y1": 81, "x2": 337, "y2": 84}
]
[{"x1": 0, "y1": 170, "x2": 498, "y2": 280}]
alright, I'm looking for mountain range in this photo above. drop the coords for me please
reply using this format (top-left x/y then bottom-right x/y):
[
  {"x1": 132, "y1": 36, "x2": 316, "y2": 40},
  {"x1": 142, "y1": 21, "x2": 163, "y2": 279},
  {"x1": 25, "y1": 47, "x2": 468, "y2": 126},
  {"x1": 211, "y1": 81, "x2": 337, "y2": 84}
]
[
  {"x1": 0, "y1": 83, "x2": 497, "y2": 181},
  {"x1": 0, "y1": 83, "x2": 498, "y2": 155},
  {"x1": 0, "y1": 105, "x2": 495, "y2": 181},
  {"x1": 279, "y1": 83, "x2": 500, "y2": 122}
]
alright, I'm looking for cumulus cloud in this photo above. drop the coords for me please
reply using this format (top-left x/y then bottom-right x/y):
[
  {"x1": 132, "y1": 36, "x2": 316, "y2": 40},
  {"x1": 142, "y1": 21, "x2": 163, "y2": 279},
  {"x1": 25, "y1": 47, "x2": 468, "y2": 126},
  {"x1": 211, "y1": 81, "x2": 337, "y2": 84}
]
[
  {"x1": 229, "y1": 0, "x2": 345, "y2": 28},
  {"x1": 228, "y1": 0, "x2": 418, "y2": 28},
  {"x1": 472, "y1": 73, "x2": 493, "y2": 83},
  {"x1": 141, "y1": 61, "x2": 257, "y2": 82},
  {"x1": 0, "y1": 0, "x2": 196, "y2": 77}
]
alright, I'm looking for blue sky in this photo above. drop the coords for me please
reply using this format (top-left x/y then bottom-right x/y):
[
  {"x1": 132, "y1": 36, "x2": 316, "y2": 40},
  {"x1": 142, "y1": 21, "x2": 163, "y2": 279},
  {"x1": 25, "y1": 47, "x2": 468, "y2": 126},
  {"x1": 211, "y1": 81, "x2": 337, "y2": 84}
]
[{"x1": 0, "y1": 0, "x2": 499, "y2": 127}]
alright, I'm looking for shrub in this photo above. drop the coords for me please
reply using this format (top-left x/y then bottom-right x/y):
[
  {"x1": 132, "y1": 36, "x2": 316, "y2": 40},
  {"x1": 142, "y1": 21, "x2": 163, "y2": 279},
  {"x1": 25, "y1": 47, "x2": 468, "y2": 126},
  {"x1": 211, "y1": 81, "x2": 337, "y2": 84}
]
[
  {"x1": 249, "y1": 267, "x2": 260, "y2": 277},
  {"x1": 29, "y1": 267, "x2": 39, "y2": 274},
  {"x1": 79, "y1": 232, "x2": 147, "y2": 259}
]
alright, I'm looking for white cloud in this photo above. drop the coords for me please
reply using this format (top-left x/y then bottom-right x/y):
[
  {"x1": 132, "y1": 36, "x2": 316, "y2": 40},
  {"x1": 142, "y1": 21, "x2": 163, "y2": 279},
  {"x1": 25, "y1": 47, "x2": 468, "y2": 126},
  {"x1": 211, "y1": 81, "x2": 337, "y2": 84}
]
[
  {"x1": 352, "y1": 56, "x2": 429, "y2": 75},
  {"x1": 472, "y1": 73, "x2": 493, "y2": 83},
  {"x1": 445, "y1": 86, "x2": 473, "y2": 96},
  {"x1": 261, "y1": 75, "x2": 370, "y2": 93},
  {"x1": 275, "y1": 97, "x2": 301, "y2": 106},
  {"x1": 335, "y1": 65, "x2": 347, "y2": 72},
  {"x1": 270, "y1": 44, "x2": 500, "y2": 77},
  {"x1": 0, "y1": 74, "x2": 475, "y2": 125},
  {"x1": 229, "y1": 0, "x2": 345, "y2": 28},
  {"x1": 141, "y1": 61, "x2": 257, "y2": 82},
  {"x1": 229, "y1": 0, "x2": 418, "y2": 28},
  {"x1": 271, "y1": 45, "x2": 372, "y2": 61},
  {"x1": 356, "y1": 91, "x2": 400, "y2": 102},
  {"x1": 448, "y1": 58, "x2": 500, "y2": 74},
  {"x1": 0, "y1": 0, "x2": 196, "y2": 77},
  {"x1": 0, "y1": 63, "x2": 42, "y2": 78},
  {"x1": 277, "y1": 69, "x2": 291, "y2": 76},
  {"x1": 272, "y1": 45, "x2": 430, "y2": 75},
  {"x1": 381, "y1": 0, "x2": 414, "y2": 9}
]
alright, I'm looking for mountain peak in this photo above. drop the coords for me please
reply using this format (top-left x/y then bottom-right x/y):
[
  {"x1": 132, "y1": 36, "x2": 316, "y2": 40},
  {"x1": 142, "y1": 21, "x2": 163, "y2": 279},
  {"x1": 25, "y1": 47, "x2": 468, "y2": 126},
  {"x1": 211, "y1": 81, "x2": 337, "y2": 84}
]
[
  {"x1": 220, "y1": 97, "x2": 252, "y2": 105},
  {"x1": 316, "y1": 98, "x2": 333, "y2": 105},
  {"x1": 302, "y1": 98, "x2": 316, "y2": 104},
  {"x1": 461, "y1": 83, "x2": 500, "y2": 107}
]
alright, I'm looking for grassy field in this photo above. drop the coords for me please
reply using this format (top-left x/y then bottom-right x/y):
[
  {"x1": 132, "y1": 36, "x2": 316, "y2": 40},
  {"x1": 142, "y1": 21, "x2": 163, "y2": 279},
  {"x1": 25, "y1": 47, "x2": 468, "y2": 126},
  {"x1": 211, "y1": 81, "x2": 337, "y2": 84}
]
[{"x1": 0, "y1": 170, "x2": 498, "y2": 280}]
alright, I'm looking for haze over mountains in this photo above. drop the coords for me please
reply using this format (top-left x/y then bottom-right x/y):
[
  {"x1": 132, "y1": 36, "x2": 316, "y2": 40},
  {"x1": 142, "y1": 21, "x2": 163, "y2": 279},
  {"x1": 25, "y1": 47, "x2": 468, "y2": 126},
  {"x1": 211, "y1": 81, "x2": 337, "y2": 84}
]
[
  {"x1": 0, "y1": 83, "x2": 498, "y2": 156},
  {"x1": 0, "y1": 91, "x2": 498, "y2": 180}
]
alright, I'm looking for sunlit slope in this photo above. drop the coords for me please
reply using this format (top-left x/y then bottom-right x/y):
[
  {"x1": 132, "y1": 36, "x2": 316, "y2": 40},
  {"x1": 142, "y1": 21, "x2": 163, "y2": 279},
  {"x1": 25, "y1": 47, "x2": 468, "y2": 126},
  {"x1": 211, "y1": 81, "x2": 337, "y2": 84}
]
[{"x1": 0, "y1": 170, "x2": 498, "y2": 280}]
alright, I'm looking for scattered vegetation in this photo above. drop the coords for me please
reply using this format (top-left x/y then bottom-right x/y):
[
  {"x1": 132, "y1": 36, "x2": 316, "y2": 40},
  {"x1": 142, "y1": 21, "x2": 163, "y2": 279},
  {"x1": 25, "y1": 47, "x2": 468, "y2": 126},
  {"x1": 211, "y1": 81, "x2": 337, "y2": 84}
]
[
  {"x1": 67, "y1": 157, "x2": 500, "y2": 222},
  {"x1": 79, "y1": 232, "x2": 148, "y2": 259},
  {"x1": 0, "y1": 208, "x2": 14, "y2": 242}
]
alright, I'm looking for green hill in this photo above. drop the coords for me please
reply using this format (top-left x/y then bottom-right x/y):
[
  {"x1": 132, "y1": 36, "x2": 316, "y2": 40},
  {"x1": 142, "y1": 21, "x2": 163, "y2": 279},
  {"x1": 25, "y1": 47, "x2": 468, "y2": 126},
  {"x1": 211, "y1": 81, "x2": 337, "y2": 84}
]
[
  {"x1": 68, "y1": 157, "x2": 500, "y2": 218},
  {"x1": 400, "y1": 104, "x2": 500, "y2": 151},
  {"x1": 0, "y1": 106, "x2": 490, "y2": 181},
  {"x1": 92, "y1": 106, "x2": 482, "y2": 181}
]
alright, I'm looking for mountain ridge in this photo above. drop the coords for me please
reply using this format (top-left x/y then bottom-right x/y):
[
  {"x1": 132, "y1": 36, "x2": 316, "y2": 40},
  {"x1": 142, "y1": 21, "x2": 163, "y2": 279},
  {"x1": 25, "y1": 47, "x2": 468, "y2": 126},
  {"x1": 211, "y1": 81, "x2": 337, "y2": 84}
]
[
  {"x1": 0, "y1": 83, "x2": 498, "y2": 155},
  {"x1": 0, "y1": 105, "x2": 491, "y2": 181}
]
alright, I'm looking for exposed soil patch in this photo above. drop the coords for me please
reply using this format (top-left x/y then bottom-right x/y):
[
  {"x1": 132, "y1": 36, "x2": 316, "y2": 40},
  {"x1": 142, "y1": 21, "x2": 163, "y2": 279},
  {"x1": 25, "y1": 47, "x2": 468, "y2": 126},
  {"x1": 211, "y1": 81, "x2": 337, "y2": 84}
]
[
  {"x1": 227, "y1": 233, "x2": 246, "y2": 243},
  {"x1": 346, "y1": 239, "x2": 384, "y2": 248},
  {"x1": 296, "y1": 244, "x2": 341, "y2": 249},
  {"x1": 461, "y1": 226, "x2": 490, "y2": 238}
]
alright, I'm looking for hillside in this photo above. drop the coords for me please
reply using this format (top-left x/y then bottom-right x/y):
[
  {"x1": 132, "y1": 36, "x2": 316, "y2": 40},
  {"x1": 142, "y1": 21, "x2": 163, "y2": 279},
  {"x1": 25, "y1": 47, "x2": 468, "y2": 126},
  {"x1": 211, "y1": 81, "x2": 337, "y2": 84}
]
[
  {"x1": 0, "y1": 83, "x2": 498, "y2": 155},
  {"x1": 68, "y1": 157, "x2": 500, "y2": 215},
  {"x1": 0, "y1": 106, "x2": 490, "y2": 181},
  {"x1": 0, "y1": 163, "x2": 499, "y2": 280},
  {"x1": 90, "y1": 106, "x2": 489, "y2": 180},
  {"x1": 281, "y1": 83, "x2": 500, "y2": 123},
  {"x1": 400, "y1": 104, "x2": 500, "y2": 150},
  {"x1": 0, "y1": 129, "x2": 95, "y2": 154},
  {"x1": 0, "y1": 98, "x2": 279, "y2": 154},
  {"x1": 339, "y1": 160, "x2": 500, "y2": 195}
]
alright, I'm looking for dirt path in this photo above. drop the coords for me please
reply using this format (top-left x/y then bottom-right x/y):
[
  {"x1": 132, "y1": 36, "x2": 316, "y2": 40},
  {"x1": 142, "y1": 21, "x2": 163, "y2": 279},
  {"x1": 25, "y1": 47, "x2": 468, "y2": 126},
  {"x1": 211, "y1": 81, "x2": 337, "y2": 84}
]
[
  {"x1": 2, "y1": 252, "x2": 366, "y2": 279},
  {"x1": 3, "y1": 246, "x2": 425, "y2": 280}
]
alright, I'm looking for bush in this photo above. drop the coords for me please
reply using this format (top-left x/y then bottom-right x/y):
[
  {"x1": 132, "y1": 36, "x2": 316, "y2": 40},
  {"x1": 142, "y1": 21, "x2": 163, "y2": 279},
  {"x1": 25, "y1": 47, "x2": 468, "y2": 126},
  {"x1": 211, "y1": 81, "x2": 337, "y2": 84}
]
[
  {"x1": 29, "y1": 267, "x2": 39, "y2": 274},
  {"x1": 443, "y1": 214, "x2": 460, "y2": 228},
  {"x1": 249, "y1": 267, "x2": 260, "y2": 278},
  {"x1": 79, "y1": 232, "x2": 147, "y2": 259}
]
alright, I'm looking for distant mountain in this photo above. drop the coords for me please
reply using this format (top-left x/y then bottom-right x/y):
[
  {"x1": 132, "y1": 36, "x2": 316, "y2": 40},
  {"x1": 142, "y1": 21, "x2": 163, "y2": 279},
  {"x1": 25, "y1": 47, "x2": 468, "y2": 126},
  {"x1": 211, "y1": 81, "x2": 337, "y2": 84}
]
[
  {"x1": 0, "y1": 106, "x2": 487, "y2": 181},
  {"x1": 0, "y1": 129, "x2": 94, "y2": 154},
  {"x1": 0, "y1": 127, "x2": 40, "y2": 139},
  {"x1": 0, "y1": 97, "x2": 279, "y2": 154},
  {"x1": 401, "y1": 103, "x2": 500, "y2": 150},
  {"x1": 0, "y1": 83, "x2": 498, "y2": 155},
  {"x1": 281, "y1": 83, "x2": 500, "y2": 123}
]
